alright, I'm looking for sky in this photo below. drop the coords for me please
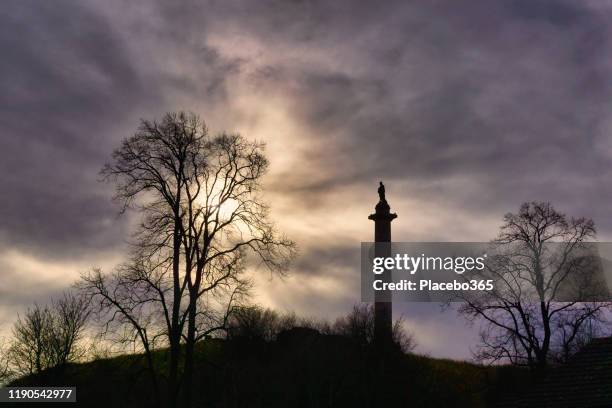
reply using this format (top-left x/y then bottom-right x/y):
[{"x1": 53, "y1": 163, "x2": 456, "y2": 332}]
[{"x1": 2, "y1": 0, "x2": 612, "y2": 360}]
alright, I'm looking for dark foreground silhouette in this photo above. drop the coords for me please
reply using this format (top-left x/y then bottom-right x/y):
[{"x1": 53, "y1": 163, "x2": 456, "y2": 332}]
[
  {"x1": 8, "y1": 328, "x2": 527, "y2": 408},
  {"x1": 497, "y1": 337, "x2": 612, "y2": 408}
]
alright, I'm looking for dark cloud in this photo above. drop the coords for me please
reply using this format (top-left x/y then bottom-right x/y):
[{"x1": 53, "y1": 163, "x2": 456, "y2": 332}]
[
  {"x1": 0, "y1": 1, "x2": 146, "y2": 258},
  {"x1": 0, "y1": 1, "x2": 238, "y2": 259},
  {"x1": 293, "y1": 244, "x2": 360, "y2": 278},
  {"x1": 243, "y1": 0, "x2": 612, "y2": 230}
]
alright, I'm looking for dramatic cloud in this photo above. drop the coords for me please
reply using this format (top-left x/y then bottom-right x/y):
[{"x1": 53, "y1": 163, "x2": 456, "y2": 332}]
[{"x1": 2, "y1": 0, "x2": 612, "y2": 359}]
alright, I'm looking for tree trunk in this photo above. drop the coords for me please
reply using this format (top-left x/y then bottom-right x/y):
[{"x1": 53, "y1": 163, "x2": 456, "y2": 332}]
[
  {"x1": 182, "y1": 295, "x2": 197, "y2": 407},
  {"x1": 538, "y1": 300, "x2": 551, "y2": 370},
  {"x1": 168, "y1": 331, "x2": 180, "y2": 408},
  {"x1": 168, "y1": 213, "x2": 182, "y2": 408},
  {"x1": 143, "y1": 345, "x2": 161, "y2": 408}
]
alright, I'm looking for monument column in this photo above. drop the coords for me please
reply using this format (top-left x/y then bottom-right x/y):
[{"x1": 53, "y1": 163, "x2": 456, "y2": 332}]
[{"x1": 368, "y1": 182, "x2": 397, "y2": 347}]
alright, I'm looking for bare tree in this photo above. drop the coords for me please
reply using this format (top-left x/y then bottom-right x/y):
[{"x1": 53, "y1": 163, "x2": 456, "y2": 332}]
[
  {"x1": 458, "y1": 202, "x2": 610, "y2": 370},
  {"x1": 82, "y1": 112, "x2": 295, "y2": 407},
  {"x1": 333, "y1": 304, "x2": 416, "y2": 353},
  {"x1": 226, "y1": 306, "x2": 298, "y2": 342},
  {"x1": 10, "y1": 304, "x2": 53, "y2": 376},
  {"x1": 48, "y1": 293, "x2": 91, "y2": 368},
  {"x1": 9, "y1": 292, "x2": 89, "y2": 376}
]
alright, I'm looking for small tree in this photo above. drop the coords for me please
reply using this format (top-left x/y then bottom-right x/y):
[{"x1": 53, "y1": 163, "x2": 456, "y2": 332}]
[
  {"x1": 226, "y1": 306, "x2": 297, "y2": 342},
  {"x1": 333, "y1": 304, "x2": 416, "y2": 353},
  {"x1": 9, "y1": 292, "x2": 89, "y2": 376},
  {"x1": 10, "y1": 304, "x2": 53, "y2": 375},
  {"x1": 48, "y1": 292, "x2": 91, "y2": 367}
]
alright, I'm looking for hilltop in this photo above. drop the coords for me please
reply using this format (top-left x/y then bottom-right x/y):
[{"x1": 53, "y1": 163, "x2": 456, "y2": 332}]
[{"x1": 8, "y1": 328, "x2": 527, "y2": 408}]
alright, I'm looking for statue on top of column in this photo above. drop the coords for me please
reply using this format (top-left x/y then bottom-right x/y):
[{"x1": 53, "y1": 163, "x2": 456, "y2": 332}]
[
  {"x1": 378, "y1": 181, "x2": 386, "y2": 202},
  {"x1": 370, "y1": 181, "x2": 396, "y2": 220}
]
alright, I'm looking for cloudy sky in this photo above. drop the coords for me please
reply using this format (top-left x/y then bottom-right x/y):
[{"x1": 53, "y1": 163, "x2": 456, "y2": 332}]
[{"x1": 2, "y1": 0, "x2": 612, "y2": 359}]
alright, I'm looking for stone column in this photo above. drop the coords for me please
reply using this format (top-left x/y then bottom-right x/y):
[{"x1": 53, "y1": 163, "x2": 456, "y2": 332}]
[{"x1": 368, "y1": 182, "x2": 397, "y2": 347}]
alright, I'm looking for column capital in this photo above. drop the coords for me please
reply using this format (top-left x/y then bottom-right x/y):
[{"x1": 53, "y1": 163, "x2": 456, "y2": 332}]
[{"x1": 368, "y1": 200, "x2": 397, "y2": 221}]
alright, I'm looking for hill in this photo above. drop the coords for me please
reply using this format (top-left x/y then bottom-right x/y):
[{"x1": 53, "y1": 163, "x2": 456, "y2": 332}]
[{"x1": 7, "y1": 328, "x2": 527, "y2": 408}]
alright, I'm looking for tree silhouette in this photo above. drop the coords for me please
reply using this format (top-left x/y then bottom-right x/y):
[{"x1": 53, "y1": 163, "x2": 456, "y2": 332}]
[
  {"x1": 458, "y1": 202, "x2": 610, "y2": 370},
  {"x1": 226, "y1": 306, "x2": 298, "y2": 342},
  {"x1": 81, "y1": 112, "x2": 295, "y2": 407},
  {"x1": 332, "y1": 304, "x2": 416, "y2": 353},
  {"x1": 8, "y1": 292, "x2": 89, "y2": 376}
]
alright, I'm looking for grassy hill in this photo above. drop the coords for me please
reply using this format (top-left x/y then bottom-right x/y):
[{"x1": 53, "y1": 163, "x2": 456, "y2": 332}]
[{"x1": 7, "y1": 329, "x2": 528, "y2": 408}]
